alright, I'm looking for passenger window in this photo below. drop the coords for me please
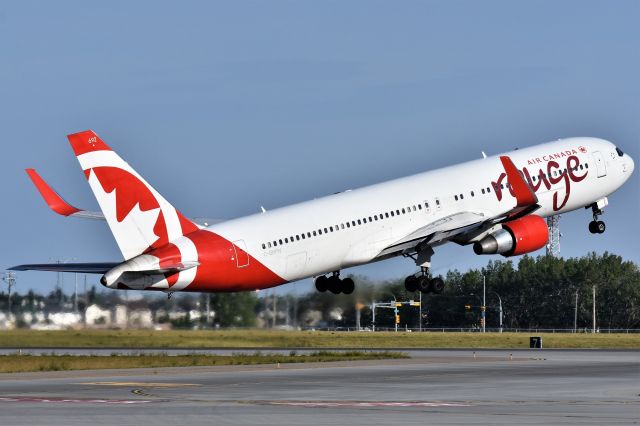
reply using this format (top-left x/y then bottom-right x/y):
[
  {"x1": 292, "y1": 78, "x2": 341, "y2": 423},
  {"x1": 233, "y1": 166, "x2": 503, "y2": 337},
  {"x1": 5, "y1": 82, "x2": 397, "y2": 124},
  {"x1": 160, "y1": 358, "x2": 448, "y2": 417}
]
[
  {"x1": 273, "y1": 241, "x2": 277, "y2": 247},
  {"x1": 418, "y1": 204, "x2": 422, "y2": 210},
  {"x1": 318, "y1": 229, "x2": 322, "y2": 235},
  {"x1": 279, "y1": 239, "x2": 283, "y2": 245},
  {"x1": 329, "y1": 226, "x2": 333, "y2": 232},
  {"x1": 412, "y1": 206, "x2": 416, "y2": 211},
  {"x1": 390, "y1": 211, "x2": 395, "y2": 217},
  {"x1": 268, "y1": 242, "x2": 272, "y2": 248},
  {"x1": 374, "y1": 215, "x2": 378, "y2": 220},
  {"x1": 341, "y1": 224, "x2": 345, "y2": 229},
  {"x1": 302, "y1": 234, "x2": 306, "y2": 239},
  {"x1": 369, "y1": 216, "x2": 373, "y2": 221},
  {"x1": 307, "y1": 232, "x2": 311, "y2": 237},
  {"x1": 347, "y1": 222, "x2": 351, "y2": 228},
  {"x1": 284, "y1": 238, "x2": 288, "y2": 243},
  {"x1": 262, "y1": 243, "x2": 266, "y2": 249},
  {"x1": 471, "y1": 191, "x2": 474, "y2": 197},
  {"x1": 436, "y1": 199, "x2": 440, "y2": 206},
  {"x1": 460, "y1": 194, "x2": 464, "y2": 200},
  {"x1": 481, "y1": 188, "x2": 485, "y2": 194},
  {"x1": 296, "y1": 235, "x2": 300, "y2": 241},
  {"x1": 313, "y1": 231, "x2": 317, "y2": 236},
  {"x1": 357, "y1": 219, "x2": 361, "y2": 225},
  {"x1": 487, "y1": 187, "x2": 491, "y2": 193},
  {"x1": 324, "y1": 227, "x2": 328, "y2": 233},
  {"x1": 455, "y1": 195, "x2": 458, "y2": 201},
  {"x1": 385, "y1": 212, "x2": 390, "y2": 218},
  {"x1": 401, "y1": 208, "x2": 405, "y2": 214}
]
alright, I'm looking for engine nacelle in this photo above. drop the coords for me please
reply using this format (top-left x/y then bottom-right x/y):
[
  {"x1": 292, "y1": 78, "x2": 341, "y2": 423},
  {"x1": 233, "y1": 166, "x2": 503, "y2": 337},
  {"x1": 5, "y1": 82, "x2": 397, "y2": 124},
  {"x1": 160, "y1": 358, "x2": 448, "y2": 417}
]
[{"x1": 473, "y1": 215, "x2": 549, "y2": 257}]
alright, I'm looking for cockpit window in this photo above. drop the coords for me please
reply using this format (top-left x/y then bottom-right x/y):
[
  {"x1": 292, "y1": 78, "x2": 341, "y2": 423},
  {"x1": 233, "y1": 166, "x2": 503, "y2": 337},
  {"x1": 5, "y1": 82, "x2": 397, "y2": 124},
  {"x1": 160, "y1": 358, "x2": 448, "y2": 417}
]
[{"x1": 616, "y1": 147, "x2": 624, "y2": 157}]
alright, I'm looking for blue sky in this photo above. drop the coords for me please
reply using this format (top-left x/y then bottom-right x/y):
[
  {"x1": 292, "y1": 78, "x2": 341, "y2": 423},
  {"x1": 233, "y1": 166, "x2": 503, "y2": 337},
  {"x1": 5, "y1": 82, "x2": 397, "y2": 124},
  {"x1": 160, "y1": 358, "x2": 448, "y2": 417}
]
[{"x1": 1, "y1": 1, "x2": 638, "y2": 296}]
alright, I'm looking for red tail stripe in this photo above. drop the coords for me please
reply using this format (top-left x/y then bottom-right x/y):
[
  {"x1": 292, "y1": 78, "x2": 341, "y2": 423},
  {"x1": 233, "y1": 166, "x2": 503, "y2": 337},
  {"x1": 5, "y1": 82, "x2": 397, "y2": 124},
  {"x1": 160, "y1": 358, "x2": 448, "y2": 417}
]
[{"x1": 68, "y1": 130, "x2": 112, "y2": 156}]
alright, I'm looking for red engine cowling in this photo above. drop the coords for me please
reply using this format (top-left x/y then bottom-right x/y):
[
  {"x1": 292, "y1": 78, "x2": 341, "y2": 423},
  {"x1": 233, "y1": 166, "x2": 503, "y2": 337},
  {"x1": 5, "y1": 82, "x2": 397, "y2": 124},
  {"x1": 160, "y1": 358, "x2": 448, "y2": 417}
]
[{"x1": 473, "y1": 215, "x2": 549, "y2": 257}]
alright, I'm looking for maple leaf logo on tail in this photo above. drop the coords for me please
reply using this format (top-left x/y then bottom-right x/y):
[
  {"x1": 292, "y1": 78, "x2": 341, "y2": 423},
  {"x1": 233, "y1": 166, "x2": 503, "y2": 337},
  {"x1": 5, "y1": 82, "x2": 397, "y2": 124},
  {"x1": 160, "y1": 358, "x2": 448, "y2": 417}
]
[{"x1": 68, "y1": 130, "x2": 200, "y2": 261}]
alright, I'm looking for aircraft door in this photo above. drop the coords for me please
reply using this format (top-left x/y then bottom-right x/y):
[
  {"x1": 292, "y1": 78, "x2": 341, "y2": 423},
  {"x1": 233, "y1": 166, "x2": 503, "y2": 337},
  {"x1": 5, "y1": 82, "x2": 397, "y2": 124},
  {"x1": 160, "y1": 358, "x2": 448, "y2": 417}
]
[
  {"x1": 232, "y1": 240, "x2": 250, "y2": 268},
  {"x1": 592, "y1": 151, "x2": 607, "y2": 178}
]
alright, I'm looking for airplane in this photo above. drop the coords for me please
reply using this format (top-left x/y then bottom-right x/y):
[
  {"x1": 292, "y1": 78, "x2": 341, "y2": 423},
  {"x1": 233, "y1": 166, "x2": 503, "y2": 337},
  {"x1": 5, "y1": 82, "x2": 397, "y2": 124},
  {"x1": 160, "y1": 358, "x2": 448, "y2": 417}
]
[{"x1": 10, "y1": 130, "x2": 635, "y2": 296}]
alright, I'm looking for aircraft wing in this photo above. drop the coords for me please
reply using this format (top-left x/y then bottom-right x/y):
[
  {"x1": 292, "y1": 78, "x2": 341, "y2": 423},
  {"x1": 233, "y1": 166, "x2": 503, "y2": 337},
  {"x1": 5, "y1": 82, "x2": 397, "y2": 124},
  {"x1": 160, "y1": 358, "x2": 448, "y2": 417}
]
[{"x1": 377, "y1": 155, "x2": 540, "y2": 256}]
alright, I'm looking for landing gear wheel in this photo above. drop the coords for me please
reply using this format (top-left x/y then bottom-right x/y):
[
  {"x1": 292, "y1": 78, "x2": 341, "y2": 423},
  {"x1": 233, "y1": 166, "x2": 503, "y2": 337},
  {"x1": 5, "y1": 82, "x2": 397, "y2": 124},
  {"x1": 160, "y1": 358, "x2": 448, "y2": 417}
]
[
  {"x1": 328, "y1": 276, "x2": 342, "y2": 294},
  {"x1": 430, "y1": 277, "x2": 445, "y2": 294},
  {"x1": 404, "y1": 275, "x2": 418, "y2": 292},
  {"x1": 341, "y1": 278, "x2": 355, "y2": 295},
  {"x1": 417, "y1": 275, "x2": 432, "y2": 294},
  {"x1": 589, "y1": 202, "x2": 606, "y2": 234},
  {"x1": 315, "y1": 275, "x2": 328, "y2": 292}
]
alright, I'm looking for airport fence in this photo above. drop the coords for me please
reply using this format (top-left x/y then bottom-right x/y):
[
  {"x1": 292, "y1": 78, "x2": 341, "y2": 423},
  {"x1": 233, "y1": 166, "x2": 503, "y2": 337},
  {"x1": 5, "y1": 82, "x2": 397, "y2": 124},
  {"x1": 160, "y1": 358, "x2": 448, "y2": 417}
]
[{"x1": 305, "y1": 326, "x2": 640, "y2": 333}]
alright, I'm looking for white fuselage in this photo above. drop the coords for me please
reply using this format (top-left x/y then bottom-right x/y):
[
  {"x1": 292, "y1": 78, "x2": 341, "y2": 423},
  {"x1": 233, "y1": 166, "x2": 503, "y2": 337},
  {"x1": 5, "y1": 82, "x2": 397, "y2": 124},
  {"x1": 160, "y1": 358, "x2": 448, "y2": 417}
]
[{"x1": 205, "y1": 137, "x2": 634, "y2": 283}]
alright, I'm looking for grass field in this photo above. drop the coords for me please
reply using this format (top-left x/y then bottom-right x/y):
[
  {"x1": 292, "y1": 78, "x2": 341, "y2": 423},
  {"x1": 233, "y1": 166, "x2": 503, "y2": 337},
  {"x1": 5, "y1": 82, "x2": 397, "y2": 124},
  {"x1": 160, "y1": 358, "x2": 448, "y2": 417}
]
[
  {"x1": 0, "y1": 351, "x2": 407, "y2": 373},
  {"x1": 0, "y1": 329, "x2": 638, "y2": 349}
]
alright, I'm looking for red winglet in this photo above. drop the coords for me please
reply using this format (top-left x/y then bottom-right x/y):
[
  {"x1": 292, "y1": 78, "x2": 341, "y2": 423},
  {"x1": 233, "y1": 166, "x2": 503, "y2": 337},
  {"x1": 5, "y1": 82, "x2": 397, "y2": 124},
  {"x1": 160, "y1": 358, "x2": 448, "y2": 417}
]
[
  {"x1": 67, "y1": 130, "x2": 112, "y2": 156},
  {"x1": 25, "y1": 169, "x2": 81, "y2": 216},
  {"x1": 499, "y1": 156, "x2": 538, "y2": 207}
]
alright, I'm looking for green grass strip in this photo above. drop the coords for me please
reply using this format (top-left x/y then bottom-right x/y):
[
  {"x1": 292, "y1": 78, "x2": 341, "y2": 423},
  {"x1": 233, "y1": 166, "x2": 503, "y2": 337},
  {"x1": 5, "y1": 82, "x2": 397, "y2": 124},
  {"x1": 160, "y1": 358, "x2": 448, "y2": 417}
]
[
  {"x1": 0, "y1": 330, "x2": 638, "y2": 349},
  {"x1": 0, "y1": 350, "x2": 408, "y2": 373}
]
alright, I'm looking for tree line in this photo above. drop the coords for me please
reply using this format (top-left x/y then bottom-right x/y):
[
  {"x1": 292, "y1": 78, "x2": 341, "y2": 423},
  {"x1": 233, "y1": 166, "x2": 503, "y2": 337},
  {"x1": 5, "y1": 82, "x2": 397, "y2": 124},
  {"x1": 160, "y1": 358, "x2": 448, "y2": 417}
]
[{"x1": 2, "y1": 252, "x2": 638, "y2": 329}]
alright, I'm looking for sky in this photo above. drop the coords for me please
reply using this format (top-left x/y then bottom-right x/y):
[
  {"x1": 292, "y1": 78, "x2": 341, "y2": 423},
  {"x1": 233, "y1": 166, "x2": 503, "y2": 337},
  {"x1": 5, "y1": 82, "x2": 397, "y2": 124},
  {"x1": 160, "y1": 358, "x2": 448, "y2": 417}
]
[{"x1": 0, "y1": 0, "x2": 638, "y2": 297}]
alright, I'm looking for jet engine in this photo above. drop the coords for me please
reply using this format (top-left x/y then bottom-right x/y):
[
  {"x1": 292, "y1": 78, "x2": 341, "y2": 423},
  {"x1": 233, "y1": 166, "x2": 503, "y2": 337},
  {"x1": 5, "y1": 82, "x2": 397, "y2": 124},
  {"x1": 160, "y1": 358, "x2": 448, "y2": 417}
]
[{"x1": 473, "y1": 215, "x2": 548, "y2": 257}]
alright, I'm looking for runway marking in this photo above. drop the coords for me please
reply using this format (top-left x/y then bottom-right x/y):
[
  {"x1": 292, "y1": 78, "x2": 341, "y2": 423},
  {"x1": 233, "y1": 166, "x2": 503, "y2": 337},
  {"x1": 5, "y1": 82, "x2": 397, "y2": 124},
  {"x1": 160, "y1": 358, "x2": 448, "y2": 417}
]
[
  {"x1": 0, "y1": 396, "x2": 154, "y2": 404},
  {"x1": 77, "y1": 382, "x2": 200, "y2": 388},
  {"x1": 263, "y1": 401, "x2": 472, "y2": 408}
]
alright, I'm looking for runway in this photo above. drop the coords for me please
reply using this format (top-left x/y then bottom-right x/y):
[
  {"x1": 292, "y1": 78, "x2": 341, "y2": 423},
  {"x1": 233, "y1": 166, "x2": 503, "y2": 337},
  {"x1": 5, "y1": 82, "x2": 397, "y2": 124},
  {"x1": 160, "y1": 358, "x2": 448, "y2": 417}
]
[{"x1": 0, "y1": 350, "x2": 638, "y2": 425}]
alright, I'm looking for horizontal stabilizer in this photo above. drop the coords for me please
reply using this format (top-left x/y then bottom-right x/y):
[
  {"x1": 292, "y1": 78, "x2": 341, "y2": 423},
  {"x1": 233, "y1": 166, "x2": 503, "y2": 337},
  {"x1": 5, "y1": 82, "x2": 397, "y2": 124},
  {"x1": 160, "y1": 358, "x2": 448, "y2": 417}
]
[{"x1": 9, "y1": 262, "x2": 120, "y2": 274}]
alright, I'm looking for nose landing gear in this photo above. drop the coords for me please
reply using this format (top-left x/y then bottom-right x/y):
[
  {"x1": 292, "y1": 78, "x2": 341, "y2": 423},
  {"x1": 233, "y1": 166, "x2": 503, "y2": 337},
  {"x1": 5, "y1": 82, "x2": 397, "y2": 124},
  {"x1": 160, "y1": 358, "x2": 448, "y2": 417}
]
[{"x1": 588, "y1": 201, "x2": 606, "y2": 234}]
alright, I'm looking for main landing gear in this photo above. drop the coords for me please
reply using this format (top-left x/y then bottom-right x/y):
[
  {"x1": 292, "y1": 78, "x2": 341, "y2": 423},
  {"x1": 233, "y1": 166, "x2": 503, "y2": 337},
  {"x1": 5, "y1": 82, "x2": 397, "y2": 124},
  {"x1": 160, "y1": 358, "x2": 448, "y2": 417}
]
[
  {"x1": 315, "y1": 272, "x2": 355, "y2": 295},
  {"x1": 403, "y1": 245, "x2": 445, "y2": 294},
  {"x1": 588, "y1": 202, "x2": 606, "y2": 234},
  {"x1": 404, "y1": 268, "x2": 445, "y2": 294}
]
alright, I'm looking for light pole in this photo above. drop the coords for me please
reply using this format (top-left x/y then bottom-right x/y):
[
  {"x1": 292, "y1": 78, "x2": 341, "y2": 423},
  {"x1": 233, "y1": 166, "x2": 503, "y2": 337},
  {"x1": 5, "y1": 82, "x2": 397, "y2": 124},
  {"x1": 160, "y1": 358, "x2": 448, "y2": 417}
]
[
  {"x1": 419, "y1": 290, "x2": 422, "y2": 332},
  {"x1": 482, "y1": 274, "x2": 486, "y2": 333},
  {"x1": 490, "y1": 291, "x2": 503, "y2": 333},
  {"x1": 573, "y1": 290, "x2": 578, "y2": 333},
  {"x1": 592, "y1": 285, "x2": 596, "y2": 333},
  {"x1": 371, "y1": 292, "x2": 396, "y2": 332},
  {"x1": 2, "y1": 272, "x2": 16, "y2": 318}
]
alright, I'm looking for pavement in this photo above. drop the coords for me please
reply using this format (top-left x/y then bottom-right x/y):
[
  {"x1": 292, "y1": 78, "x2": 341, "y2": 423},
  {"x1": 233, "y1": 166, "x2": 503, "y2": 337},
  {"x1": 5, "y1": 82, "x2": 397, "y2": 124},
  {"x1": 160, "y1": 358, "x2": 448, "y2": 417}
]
[{"x1": 0, "y1": 349, "x2": 638, "y2": 425}]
